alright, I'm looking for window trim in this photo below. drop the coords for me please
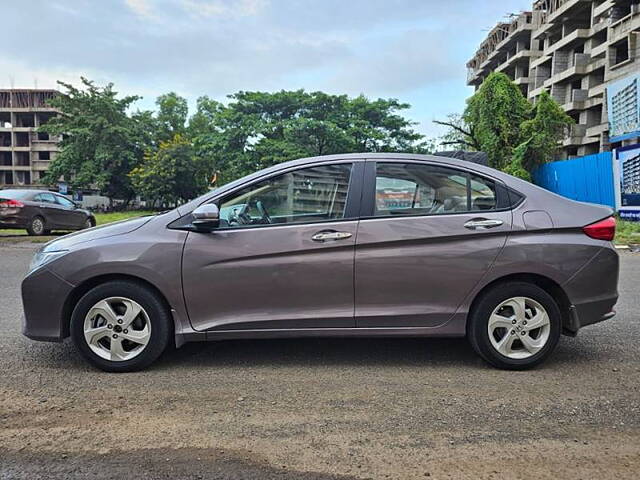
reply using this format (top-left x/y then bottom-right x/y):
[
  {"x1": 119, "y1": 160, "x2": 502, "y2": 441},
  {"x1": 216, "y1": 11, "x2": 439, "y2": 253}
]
[{"x1": 359, "y1": 160, "x2": 515, "y2": 220}]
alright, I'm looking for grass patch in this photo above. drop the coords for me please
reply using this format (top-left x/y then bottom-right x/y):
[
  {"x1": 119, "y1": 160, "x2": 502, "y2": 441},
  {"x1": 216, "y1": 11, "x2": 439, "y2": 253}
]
[
  {"x1": 93, "y1": 210, "x2": 156, "y2": 225},
  {"x1": 615, "y1": 218, "x2": 640, "y2": 246},
  {"x1": 0, "y1": 210, "x2": 156, "y2": 242}
]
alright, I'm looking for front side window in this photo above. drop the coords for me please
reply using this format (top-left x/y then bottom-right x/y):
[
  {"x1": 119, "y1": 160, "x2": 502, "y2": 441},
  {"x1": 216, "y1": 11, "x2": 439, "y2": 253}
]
[
  {"x1": 374, "y1": 163, "x2": 496, "y2": 217},
  {"x1": 218, "y1": 163, "x2": 352, "y2": 228},
  {"x1": 34, "y1": 192, "x2": 56, "y2": 204}
]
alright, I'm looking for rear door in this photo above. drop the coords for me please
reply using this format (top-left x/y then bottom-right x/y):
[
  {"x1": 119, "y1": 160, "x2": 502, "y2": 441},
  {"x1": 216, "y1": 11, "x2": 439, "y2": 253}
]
[
  {"x1": 33, "y1": 192, "x2": 64, "y2": 228},
  {"x1": 354, "y1": 160, "x2": 512, "y2": 328},
  {"x1": 181, "y1": 161, "x2": 364, "y2": 332}
]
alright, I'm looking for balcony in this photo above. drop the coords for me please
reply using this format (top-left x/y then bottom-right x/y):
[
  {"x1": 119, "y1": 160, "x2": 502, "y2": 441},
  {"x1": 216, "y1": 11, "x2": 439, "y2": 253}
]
[
  {"x1": 545, "y1": 28, "x2": 591, "y2": 55},
  {"x1": 609, "y1": 9, "x2": 640, "y2": 44},
  {"x1": 586, "y1": 122, "x2": 609, "y2": 137},
  {"x1": 562, "y1": 123, "x2": 588, "y2": 146},
  {"x1": 593, "y1": 0, "x2": 615, "y2": 20},
  {"x1": 495, "y1": 50, "x2": 541, "y2": 72}
]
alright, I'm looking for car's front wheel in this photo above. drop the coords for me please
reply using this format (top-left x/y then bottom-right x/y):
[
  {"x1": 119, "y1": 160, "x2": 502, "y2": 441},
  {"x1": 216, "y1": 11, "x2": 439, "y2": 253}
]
[
  {"x1": 70, "y1": 281, "x2": 172, "y2": 372},
  {"x1": 467, "y1": 282, "x2": 561, "y2": 370}
]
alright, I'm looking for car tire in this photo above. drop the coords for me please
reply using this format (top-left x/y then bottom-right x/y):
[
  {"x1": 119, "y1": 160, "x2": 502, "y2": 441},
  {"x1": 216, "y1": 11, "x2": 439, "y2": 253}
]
[
  {"x1": 70, "y1": 281, "x2": 172, "y2": 372},
  {"x1": 467, "y1": 282, "x2": 561, "y2": 370},
  {"x1": 83, "y1": 218, "x2": 94, "y2": 229},
  {"x1": 26, "y1": 216, "x2": 46, "y2": 236}
]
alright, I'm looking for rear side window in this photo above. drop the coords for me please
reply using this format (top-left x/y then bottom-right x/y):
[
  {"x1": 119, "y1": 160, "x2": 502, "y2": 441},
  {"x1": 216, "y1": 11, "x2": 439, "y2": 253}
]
[
  {"x1": 34, "y1": 192, "x2": 57, "y2": 204},
  {"x1": 373, "y1": 163, "x2": 497, "y2": 217}
]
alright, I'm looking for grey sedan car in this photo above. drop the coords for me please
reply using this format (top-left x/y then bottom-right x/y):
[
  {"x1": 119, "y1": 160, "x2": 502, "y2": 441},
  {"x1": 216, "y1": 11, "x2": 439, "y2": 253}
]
[
  {"x1": 0, "y1": 189, "x2": 95, "y2": 235},
  {"x1": 21, "y1": 154, "x2": 619, "y2": 372}
]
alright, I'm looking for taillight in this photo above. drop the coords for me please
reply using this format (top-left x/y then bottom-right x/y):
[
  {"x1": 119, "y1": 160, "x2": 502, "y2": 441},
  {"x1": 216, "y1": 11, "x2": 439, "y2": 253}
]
[
  {"x1": 0, "y1": 199, "x2": 24, "y2": 208},
  {"x1": 583, "y1": 216, "x2": 616, "y2": 241}
]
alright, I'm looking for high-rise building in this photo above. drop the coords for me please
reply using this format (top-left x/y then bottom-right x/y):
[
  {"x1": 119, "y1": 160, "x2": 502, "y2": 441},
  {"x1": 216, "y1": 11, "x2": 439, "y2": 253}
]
[
  {"x1": 467, "y1": 0, "x2": 640, "y2": 159},
  {"x1": 0, "y1": 89, "x2": 60, "y2": 188}
]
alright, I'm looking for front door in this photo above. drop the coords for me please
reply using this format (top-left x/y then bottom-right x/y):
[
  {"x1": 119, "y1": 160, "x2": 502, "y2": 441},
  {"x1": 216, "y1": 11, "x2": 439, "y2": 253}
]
[
  {"x1": 355, "y1": 160, "x2": 512, "y2": 328},
  {"x1": 54, "y1": 194, "x2": 85, "y2": 228},
  {"x1": 182, "y1": 161, "x2": 362, "y2": 332}
]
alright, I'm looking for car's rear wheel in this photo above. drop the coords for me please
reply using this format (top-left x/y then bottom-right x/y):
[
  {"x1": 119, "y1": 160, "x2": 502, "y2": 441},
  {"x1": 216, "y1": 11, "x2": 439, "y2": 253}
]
[
  {"x1": 83, "y1": 218, "x2": 93, "y2": 229},
  {"x1": 70, "y1": 281, "x2": 172, "y2": 372},
  {"x1": 27, "y1": 216, "x2": 46, "y2": 236},
  {"x1": 467, "y1": 282, "x2": 561, "y2": 370}
]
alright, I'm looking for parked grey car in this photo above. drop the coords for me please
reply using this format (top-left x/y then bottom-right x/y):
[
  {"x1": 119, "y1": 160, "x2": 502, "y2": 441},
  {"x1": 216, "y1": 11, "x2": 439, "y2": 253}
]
[
  {"x1": 21, "y1": 154, "x2": 619, "y2": 372},
  {"x1": 1, "y1": 189, "x2": 95, "y2": 235}
]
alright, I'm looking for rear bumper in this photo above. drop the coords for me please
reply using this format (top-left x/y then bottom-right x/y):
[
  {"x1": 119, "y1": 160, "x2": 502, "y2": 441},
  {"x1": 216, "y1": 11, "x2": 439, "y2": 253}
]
[
  {"x1": 563, "y1": 245, "x2": 619, "y2": 335},
  {"x1": 21, "y1": 267, "x2": 74, "y2": 342},
  {"x1": 0, "y1": 218, "x2": 27, "y2": 228}
]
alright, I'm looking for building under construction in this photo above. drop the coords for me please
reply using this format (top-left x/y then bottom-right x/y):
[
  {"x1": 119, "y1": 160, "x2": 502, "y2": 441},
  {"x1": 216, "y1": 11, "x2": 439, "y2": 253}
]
[
  {"x1": 0, "y1": 89, "x2": 59, "y2": 188},
  {"x1": 467, "y1": 0, "x2": 640, "y2": 159}
]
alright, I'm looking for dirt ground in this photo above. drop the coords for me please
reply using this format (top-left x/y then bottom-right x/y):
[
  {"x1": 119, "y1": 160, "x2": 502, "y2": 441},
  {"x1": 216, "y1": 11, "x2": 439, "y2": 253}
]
[{"x1": 1, "y1": 243, "x2": 639, "y2": 479}]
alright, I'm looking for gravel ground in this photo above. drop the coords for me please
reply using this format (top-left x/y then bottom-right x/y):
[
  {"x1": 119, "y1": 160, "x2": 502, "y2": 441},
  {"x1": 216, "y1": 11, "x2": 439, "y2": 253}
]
[{"x1": 1, "y1": 242, "x2": 639, "y2": 479}]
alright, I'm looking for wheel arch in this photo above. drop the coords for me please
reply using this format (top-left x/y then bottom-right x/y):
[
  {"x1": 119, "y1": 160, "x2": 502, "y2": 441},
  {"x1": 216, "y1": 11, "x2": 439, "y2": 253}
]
[
  {"x1": 467, "y1": 273, "x2": 573, "y2": 335},
  {"x1": 61, "y1": 273, "x2": 175, "y2": 341}
]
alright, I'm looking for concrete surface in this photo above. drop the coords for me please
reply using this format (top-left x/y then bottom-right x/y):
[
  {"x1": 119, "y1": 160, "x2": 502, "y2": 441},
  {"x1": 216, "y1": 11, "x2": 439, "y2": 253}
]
[{"x1": 1, "y1": 242, "x2": 639, "y2": 479}]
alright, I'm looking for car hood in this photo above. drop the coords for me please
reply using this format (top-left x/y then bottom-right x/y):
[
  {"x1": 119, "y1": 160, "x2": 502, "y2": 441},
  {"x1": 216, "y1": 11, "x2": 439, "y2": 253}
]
[{"x1": 42, "y1": 215, "x2": 154, "y2": 251}]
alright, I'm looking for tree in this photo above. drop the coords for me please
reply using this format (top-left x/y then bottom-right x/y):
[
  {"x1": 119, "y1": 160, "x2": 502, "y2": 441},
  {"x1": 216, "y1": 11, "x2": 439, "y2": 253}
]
[
  {"x1": 463, "y1": 72, "x2": 531, "y2": 170},
  {"x1": 201, "y1": 90, "x2": 426, "y2": 182},
  {"x1": 433, "y1": 113, "x2": 481, "y2": 151},
  {"x1": 40, "y1": 78, "x2": 144, "y2": 204},
  {"x1": 155, "y1": 92, "x2": 189, "y2": 142},
  {"x1": 129, "y1": 134, "x2": 212, "y2": 207},
  {"x1": 515, "y1": 90, "x2": 574, "y2": 172}
]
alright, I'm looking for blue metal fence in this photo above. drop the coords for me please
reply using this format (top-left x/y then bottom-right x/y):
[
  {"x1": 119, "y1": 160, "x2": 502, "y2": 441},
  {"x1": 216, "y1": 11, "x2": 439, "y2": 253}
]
[{"x1": 532, "y1": 152, "x2": 615, "y2": 208}]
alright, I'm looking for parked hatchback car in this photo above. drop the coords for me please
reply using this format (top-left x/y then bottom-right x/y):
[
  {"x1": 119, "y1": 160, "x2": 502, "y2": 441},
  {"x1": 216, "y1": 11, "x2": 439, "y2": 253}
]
[
  {"x1": 0, "y1": 189, "x2": 95, "y2": 235},
  {"x1": 21, "y1": 154, "x2": 619, "y2": 372}
]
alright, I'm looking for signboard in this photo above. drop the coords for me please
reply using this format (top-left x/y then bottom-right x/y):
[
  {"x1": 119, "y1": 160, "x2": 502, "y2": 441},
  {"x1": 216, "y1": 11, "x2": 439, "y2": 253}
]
[
  {"x1": 607, "y1": 73, "x2": 640, "y2": 143},
  {"x1": 58, "y1": 182, "x2": 68, "y2": 195},
  {"x1": 614, "y1": 143, "x2": 640, "y2": 221}
]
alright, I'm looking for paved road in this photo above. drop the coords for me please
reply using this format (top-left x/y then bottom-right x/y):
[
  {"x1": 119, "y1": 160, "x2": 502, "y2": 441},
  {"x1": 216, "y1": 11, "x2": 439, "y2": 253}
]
[{"x1": 1, "y1": 242, "x2": 639, "y2": 479}]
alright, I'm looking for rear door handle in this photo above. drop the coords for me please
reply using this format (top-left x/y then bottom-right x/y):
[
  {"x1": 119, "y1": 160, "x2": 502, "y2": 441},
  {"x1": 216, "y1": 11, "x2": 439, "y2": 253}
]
[
  {"x1": 464, "y1": 218, "x2": 504, "y2": 230},
  {"x1": 311, "y1": 231, "x2": 353, "y2": 242}
]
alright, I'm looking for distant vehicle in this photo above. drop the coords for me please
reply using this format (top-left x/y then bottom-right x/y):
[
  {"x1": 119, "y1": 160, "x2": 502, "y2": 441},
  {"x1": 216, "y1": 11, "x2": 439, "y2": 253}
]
[
  {"x1": 0, "y1": 189, "x2": 95, "y2": 235},
  {"x1": 21, "y1": 153, "x2": 619, "y2": 372}
]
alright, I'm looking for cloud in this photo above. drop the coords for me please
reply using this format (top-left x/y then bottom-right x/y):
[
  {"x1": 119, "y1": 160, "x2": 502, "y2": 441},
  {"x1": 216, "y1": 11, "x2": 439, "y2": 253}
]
[
  {"x1": 124, "y1": 0, "x2": 156, "y2": 19},
  {"x1": 180, "y1": 0, "x2": 268, "y2": 18},
  {"x1": 0, "y1": 0, "x2": 531, "y2": 136},
  {"x1": 328, "y1": 29, "x2": 459, "y2": 96}
]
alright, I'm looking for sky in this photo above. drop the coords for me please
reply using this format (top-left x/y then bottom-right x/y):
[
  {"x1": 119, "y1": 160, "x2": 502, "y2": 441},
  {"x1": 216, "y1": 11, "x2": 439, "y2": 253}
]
[{"x1": 2, "y1": 0, "x2": 529, "y2": 138}]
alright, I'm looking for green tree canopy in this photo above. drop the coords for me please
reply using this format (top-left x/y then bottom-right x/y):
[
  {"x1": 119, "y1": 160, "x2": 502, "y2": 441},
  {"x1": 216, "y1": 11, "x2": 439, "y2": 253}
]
[
  {"x1": 463, "y1": 72, "x2": 531, "y2": 171},
  {"x1": 39, "y1": 78, "x2": 144, "y2": 203},
  {"x1": 129, "y1": 134, "x2": 211, "y2": 207}
]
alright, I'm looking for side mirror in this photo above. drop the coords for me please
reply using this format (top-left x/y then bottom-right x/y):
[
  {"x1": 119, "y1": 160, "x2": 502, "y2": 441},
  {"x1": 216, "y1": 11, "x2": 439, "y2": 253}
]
[{"x1": 192, "y1": 203, "x2": 220, "y2": 231}]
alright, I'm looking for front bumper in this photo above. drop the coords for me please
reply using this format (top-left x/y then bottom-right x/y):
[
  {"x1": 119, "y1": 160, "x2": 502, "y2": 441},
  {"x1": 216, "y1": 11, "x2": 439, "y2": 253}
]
[{"x1": 21, "y1": 267, "x2": 74, "y2": 342}]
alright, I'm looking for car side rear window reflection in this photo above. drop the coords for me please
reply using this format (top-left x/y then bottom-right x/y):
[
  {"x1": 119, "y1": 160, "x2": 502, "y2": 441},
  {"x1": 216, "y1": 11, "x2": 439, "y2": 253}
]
[{"x1": 374, "y1": 163, "x2": 496, "y2": 217}]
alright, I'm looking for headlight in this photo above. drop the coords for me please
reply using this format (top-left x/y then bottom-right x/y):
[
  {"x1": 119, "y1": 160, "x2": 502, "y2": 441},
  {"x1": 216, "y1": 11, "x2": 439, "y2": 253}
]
[{"x1": 28, "y1": 249, "x2": 69, "y2": 273}]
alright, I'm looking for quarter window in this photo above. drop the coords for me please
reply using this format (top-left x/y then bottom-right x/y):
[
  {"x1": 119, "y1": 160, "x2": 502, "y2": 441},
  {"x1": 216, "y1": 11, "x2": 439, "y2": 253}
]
[
  {"x1": 374, "y1": 163, "x2": 496, "y2": 217},
  {"x1": 218, "y1": 163, "x2": 352, "y2": 228}
]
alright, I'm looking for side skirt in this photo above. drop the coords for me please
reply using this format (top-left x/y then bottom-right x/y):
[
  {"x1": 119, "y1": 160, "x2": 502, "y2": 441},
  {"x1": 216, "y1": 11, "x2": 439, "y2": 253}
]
[{"x1": 177, "y1": 324, "x2": 467, "y2": 344}]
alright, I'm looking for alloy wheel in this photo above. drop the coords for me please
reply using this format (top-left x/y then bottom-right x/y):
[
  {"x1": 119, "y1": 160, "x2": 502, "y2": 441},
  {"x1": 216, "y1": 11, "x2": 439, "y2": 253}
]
[
  {"x1": 83, "y1": 297, "x2": 151, "y2": 362},
  {"x1": 487, "y1": 296, "x2": 551, "y2": 359},
  {"x1": 32, "y1": 218, "x2": 44, "y2": 235}
]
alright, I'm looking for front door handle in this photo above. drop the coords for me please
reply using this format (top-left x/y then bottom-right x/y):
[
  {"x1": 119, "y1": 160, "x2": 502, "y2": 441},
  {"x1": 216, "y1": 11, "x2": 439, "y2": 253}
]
[
  {"x1": 464, "y1": 218, "x2": 504, "y2": 230},
  {"x1": 311, "y1": 230, "x2": 353, "y2": 242}
]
